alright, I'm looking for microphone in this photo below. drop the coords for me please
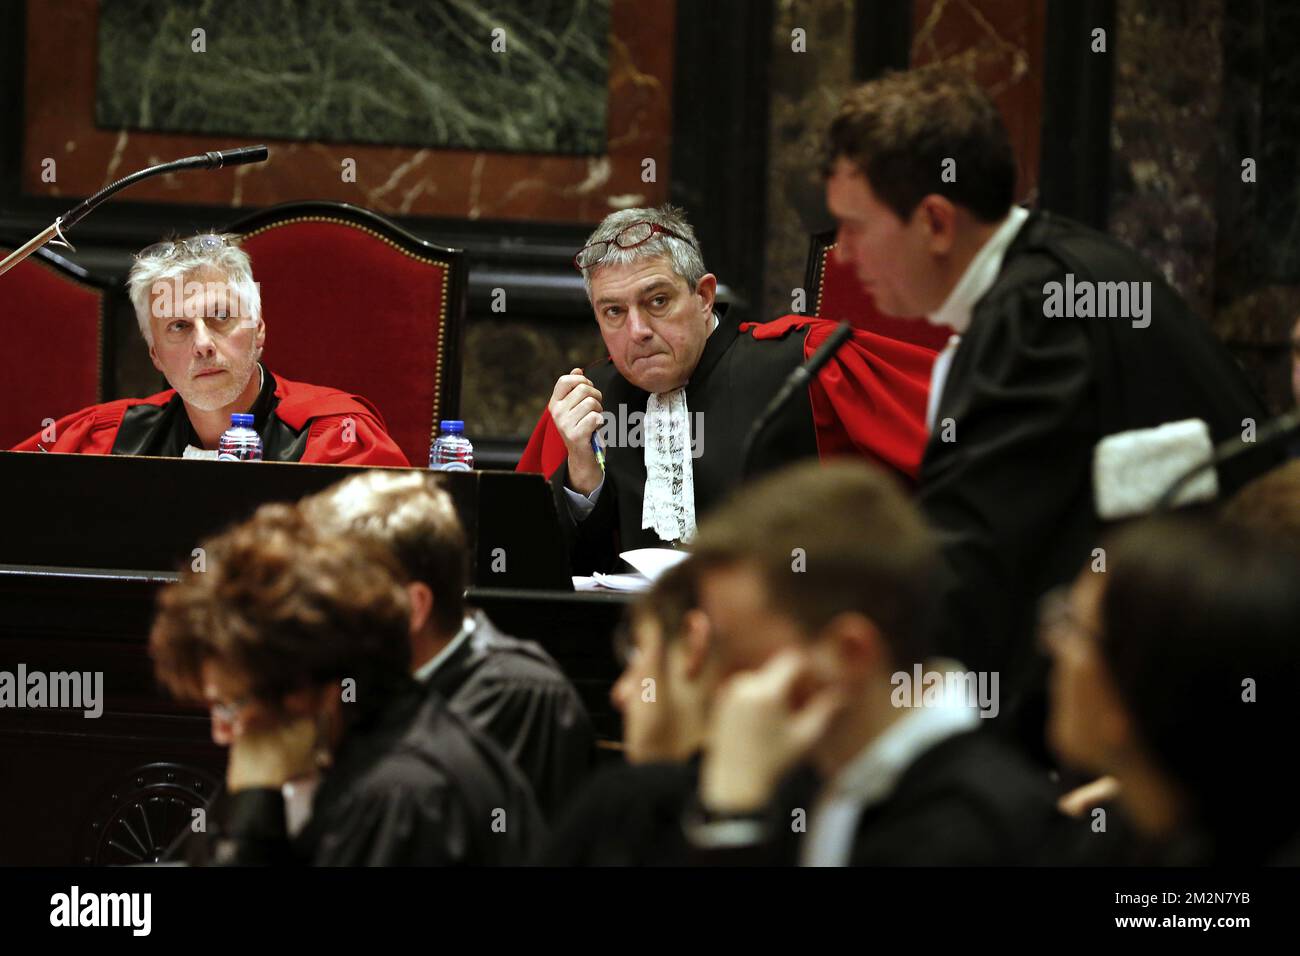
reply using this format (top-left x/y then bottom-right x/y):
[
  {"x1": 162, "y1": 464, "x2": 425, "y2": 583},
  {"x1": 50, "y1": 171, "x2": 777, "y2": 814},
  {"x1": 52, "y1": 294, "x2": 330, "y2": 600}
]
[
  {"x1": 1154, "y1": 407, "x2": 1300, "y2": 512},
  {"x1": 202, "y1": 146, "x2": 270, "y2": 168},
  {"x1": 0, "y1": 146, "x2": 270, "y2": 278},
  {"x1": 740, "y1": 320, "x2": 854, "y2": 478}
]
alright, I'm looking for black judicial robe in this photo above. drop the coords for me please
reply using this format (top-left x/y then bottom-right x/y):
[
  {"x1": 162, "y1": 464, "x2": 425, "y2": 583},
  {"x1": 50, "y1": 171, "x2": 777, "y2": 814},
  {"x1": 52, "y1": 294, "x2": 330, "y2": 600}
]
[
  {"x1": 919, "y1": 211, "x2": 1279, "y2": 715},
  {"x1": 539, "y1": 757, "x2": 699, "y2": 866},
  {"x1": 1046, "y1": 804, "x2": 1213, "y2": 867},
  {"x1": 550, "y1": 313, "x2": 819, "y2": 574},
  {"x1": 422, "y1": 609, "x2": 594, "y2": 821},
  {"x1": 690, "y1": 729, "x2": 1072, "y2": 866},
  {"x1": 195, "y1": 681, "x2": 542, "y2": 866}
]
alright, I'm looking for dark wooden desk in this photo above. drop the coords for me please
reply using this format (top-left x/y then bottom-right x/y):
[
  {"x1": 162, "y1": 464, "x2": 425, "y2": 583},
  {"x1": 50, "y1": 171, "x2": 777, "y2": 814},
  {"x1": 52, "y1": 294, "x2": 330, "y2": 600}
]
[{"x1": 0, "y1": 453, "x2": 632, "y2": 865}]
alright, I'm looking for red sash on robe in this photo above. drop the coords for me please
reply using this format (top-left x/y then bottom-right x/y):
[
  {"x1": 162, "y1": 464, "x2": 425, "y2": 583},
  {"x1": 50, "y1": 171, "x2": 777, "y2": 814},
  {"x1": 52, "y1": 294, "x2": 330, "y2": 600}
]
[
  {"x1": 516, "y1": 314, "x2": 935, "y2": 481},
  {"x1": 10, "y1": 371, "x2": 409, "y2": 466}
]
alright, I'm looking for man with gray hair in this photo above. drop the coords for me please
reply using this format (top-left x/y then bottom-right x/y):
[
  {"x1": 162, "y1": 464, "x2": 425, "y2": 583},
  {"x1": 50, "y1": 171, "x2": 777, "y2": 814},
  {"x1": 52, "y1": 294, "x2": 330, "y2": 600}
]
[
  {"x1": 12, "y1": 233, "x2": 407, "y2": 464},
  {"x1": 518, "y1": 204, "x2": 935, "y2": 574}
]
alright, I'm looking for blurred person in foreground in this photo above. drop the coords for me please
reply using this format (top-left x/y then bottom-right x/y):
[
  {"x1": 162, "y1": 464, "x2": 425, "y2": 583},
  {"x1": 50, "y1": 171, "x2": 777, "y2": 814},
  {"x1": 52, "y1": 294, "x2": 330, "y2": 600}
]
[
  {"x1": 300, "y1": 469, "x2": 593, "y2": 821},
  {"x1": 1044, "y1": 516, "x2": 1300, "y2": 865},
  {"x1": 685, "y1": 460, "x2": 1070, "y2": 865},
  {"x1": 152, "y1": 501, "x2": 540, "y2": 865},
  {"x1": 542, "y1": 562, "x2": 707, "y2": 865}
]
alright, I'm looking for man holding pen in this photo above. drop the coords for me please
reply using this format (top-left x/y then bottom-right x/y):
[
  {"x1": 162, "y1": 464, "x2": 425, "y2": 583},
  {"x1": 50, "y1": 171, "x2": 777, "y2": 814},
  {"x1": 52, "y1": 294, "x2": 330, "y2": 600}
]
[{"x1": 518, "y1": 204, "x2": 938, "y2": 574}]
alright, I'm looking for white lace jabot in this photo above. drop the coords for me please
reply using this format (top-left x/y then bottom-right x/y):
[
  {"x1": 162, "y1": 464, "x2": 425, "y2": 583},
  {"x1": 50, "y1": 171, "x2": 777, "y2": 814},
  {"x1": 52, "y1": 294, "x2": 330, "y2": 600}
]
[{"x1": 641, "y1": 386, "x2": 696, "y2": 544}]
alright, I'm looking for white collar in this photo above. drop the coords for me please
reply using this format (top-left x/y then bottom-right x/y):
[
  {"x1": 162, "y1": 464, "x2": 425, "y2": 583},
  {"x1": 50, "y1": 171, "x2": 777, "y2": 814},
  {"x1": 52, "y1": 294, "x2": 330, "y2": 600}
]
[
  {"x1": 927, "y1": 206, "x2": 1030, "y2": 334},
  {"x1": 413, "y1": 614, "x2": 476, "y2": 683},
  {"x1": 824, "y1": 658, "x2": 981, "y2": 808}
]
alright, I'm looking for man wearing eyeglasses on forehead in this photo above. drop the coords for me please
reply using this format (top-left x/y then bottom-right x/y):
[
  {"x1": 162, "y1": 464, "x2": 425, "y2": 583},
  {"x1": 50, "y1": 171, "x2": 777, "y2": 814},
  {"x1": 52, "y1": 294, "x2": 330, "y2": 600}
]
[
  {"x1": 11, "y1": 233, "x2": 408, "y2": 465},
  {"x1": 517, "y1": 204, "x2": 937, "y2": 574}
]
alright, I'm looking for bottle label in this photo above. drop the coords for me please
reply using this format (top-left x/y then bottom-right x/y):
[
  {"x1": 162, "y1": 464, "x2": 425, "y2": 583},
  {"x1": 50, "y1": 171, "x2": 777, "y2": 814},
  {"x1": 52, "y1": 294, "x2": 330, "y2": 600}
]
[
  {"x1": 438, "y1": 460, "x2": 473, "y2": 471},
  {"x1": 218, "y1": 447, "x2": 261, "y2": 461}
]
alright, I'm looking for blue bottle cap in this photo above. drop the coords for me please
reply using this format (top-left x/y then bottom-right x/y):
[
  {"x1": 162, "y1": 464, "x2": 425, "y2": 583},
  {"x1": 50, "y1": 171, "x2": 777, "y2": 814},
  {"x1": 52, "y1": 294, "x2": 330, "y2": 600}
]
[
  {"x1": 439, "y1": 420, "x2": 464, "y2": 433},
  {"x1": 231, "y1": 413, "x2": 255, "y2": 427}
]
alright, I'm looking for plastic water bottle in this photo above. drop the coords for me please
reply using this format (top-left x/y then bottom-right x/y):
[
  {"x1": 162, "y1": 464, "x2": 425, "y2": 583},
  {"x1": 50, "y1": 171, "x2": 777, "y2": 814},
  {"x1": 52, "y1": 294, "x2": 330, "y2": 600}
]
[
  {"x1": 217, "y1": 413, "x2": 263, "y2": 461},
  {"x1": 430, "y1": 420, "x2": 474, "y2": 471}
]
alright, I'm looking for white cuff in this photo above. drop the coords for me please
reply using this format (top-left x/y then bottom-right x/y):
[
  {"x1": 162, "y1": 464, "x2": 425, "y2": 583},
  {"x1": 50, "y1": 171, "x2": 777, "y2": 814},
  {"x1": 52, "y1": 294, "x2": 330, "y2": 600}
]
[
  {"x1": 684, "y1": 818, "x2": 767, "y2": 849},
  {"x1": 563, "y1": 477, "x2": 604, "y2": 521}
]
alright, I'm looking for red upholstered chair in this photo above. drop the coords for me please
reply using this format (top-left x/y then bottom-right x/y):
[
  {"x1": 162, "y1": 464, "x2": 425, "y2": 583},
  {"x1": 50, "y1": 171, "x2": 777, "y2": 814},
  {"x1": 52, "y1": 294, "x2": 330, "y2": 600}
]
[
  {"x1": 0, "y1": 247, "x2": 110, "y2": 449},
  {"x1": 802, "y1": 230, "x2": 955, "y2": 351},
  {"x1": 227, "y1": 201, "x2": 467, "y2": 467}
]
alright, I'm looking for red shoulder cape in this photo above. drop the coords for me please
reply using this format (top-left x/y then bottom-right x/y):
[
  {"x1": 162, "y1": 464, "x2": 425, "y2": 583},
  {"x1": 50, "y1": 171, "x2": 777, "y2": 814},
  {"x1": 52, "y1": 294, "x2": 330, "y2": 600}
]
[
  {"x1": 10, "y1": 372, "x2": 408, "y2": 466},
  {"x1": 516, "y1": 315, "x2": 935, "y2": 480}
]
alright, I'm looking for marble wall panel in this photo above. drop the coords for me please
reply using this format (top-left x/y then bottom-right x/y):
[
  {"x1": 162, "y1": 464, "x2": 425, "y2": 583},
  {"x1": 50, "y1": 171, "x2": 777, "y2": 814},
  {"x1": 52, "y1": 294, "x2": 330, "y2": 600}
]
[
  {"x1": 1109, "y1": 0, "x2": 1298, "y2": 412},
  {"x1": 96, "y1": 0, "x2": 612, "y2": 156},
  {"x1": 24, "y1": 0, "x2": 673, "y2": 223},
  {"x1": 911, "y1": 0, "x2": 1045, "y2": 206},
  {"x1": 761, "y1": 0, "x2": 857, "y2": 325}
]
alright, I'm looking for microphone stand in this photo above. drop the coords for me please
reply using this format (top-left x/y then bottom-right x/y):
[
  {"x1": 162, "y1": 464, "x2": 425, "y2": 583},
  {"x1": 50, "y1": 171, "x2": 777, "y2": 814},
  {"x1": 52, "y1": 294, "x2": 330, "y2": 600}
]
[
  {"x1": 0, "y1": 146, "x2": 269, "y2": 278},
  {"x1": 740, "y1": 320, "x2": 854, "y2": 479},
  {"x1": 1154, "y1": 407, "x2": 1300, "y2": 511}
]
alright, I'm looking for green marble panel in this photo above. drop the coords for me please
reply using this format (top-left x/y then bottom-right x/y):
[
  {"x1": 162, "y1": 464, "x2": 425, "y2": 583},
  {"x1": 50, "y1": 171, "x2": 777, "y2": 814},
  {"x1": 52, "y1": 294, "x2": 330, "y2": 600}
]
[{"x1": 96, "y1": 0, "x2": 610, "y2": 154}]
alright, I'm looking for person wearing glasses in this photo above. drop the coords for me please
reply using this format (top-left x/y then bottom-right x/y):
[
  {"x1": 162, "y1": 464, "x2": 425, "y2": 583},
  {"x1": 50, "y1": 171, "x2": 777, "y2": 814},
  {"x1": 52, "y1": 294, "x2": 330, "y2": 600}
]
[
  {"x1": 11, "y1": 233, "x2": 408, "y2": 465},
  {"x1": 1042, "y1": 516, "x2": 1300, "y2": 865},
  {"x1": 516, "y1": 204, "x2": 937, "y2": 574},
  {"x1": 153, "y1": 501, "x2": 542, "y2": 865},
  {"x1": 541, "y1": 560, "x2": 707, "y2": 865}
]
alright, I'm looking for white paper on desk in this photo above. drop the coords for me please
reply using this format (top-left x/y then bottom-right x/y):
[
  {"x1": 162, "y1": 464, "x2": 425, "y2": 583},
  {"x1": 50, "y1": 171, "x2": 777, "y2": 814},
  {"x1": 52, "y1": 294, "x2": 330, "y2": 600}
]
[
  {"x1": 590, "y1": 571, "x2": 652, "y2": 592},
  {"x1": 619, "y1": 548, "x2": 690, "y2": 583},
  {"x1": 572, "y1": 573, "x2": 652, "y2": 592}
]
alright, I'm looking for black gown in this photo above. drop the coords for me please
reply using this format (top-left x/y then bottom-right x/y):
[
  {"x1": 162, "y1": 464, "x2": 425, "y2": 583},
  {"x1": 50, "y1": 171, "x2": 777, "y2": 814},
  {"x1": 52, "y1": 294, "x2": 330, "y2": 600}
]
[
  {"x1": 421, "y1": 609, "x2": 594, "y2": 821},
  {"x1": 918, "y1": 210, "x2": 1281, "y2": 752},
  {"x1": 553, "y1": 311, "x2": 818, "y2": 574},
  {"x1": 178, "y1": 680, "x2": 543, "y2": 866},
  {"x1": 540, "y1": 757, "x2": 699, "y2": 866},
  {"x1": 688, "y1": 729, "x2": 1075, "y2": 866}
]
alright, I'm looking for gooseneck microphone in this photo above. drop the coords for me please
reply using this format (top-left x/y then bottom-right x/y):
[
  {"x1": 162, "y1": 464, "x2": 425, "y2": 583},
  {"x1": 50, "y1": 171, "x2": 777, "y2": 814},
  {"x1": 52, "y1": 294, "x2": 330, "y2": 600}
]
[
  {"x1": 0, "y1": 146, "x2": 269, "y2": 278},
  {"x1": 740, "y1": 320, "x2": 854, "y2": 479},
  {"x1": 199, "y1": 146, "x2": 270, "y2": 169},
  {"x1": 1154, "y1": 407, "x2": 1300, "y2": 511}
]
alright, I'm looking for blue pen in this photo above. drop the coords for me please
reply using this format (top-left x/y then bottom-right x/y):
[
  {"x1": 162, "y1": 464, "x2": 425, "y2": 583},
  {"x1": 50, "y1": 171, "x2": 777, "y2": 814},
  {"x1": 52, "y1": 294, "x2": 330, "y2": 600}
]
[{"x1": 590, "y1": 432, "x2": 606, "y2": 472}]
